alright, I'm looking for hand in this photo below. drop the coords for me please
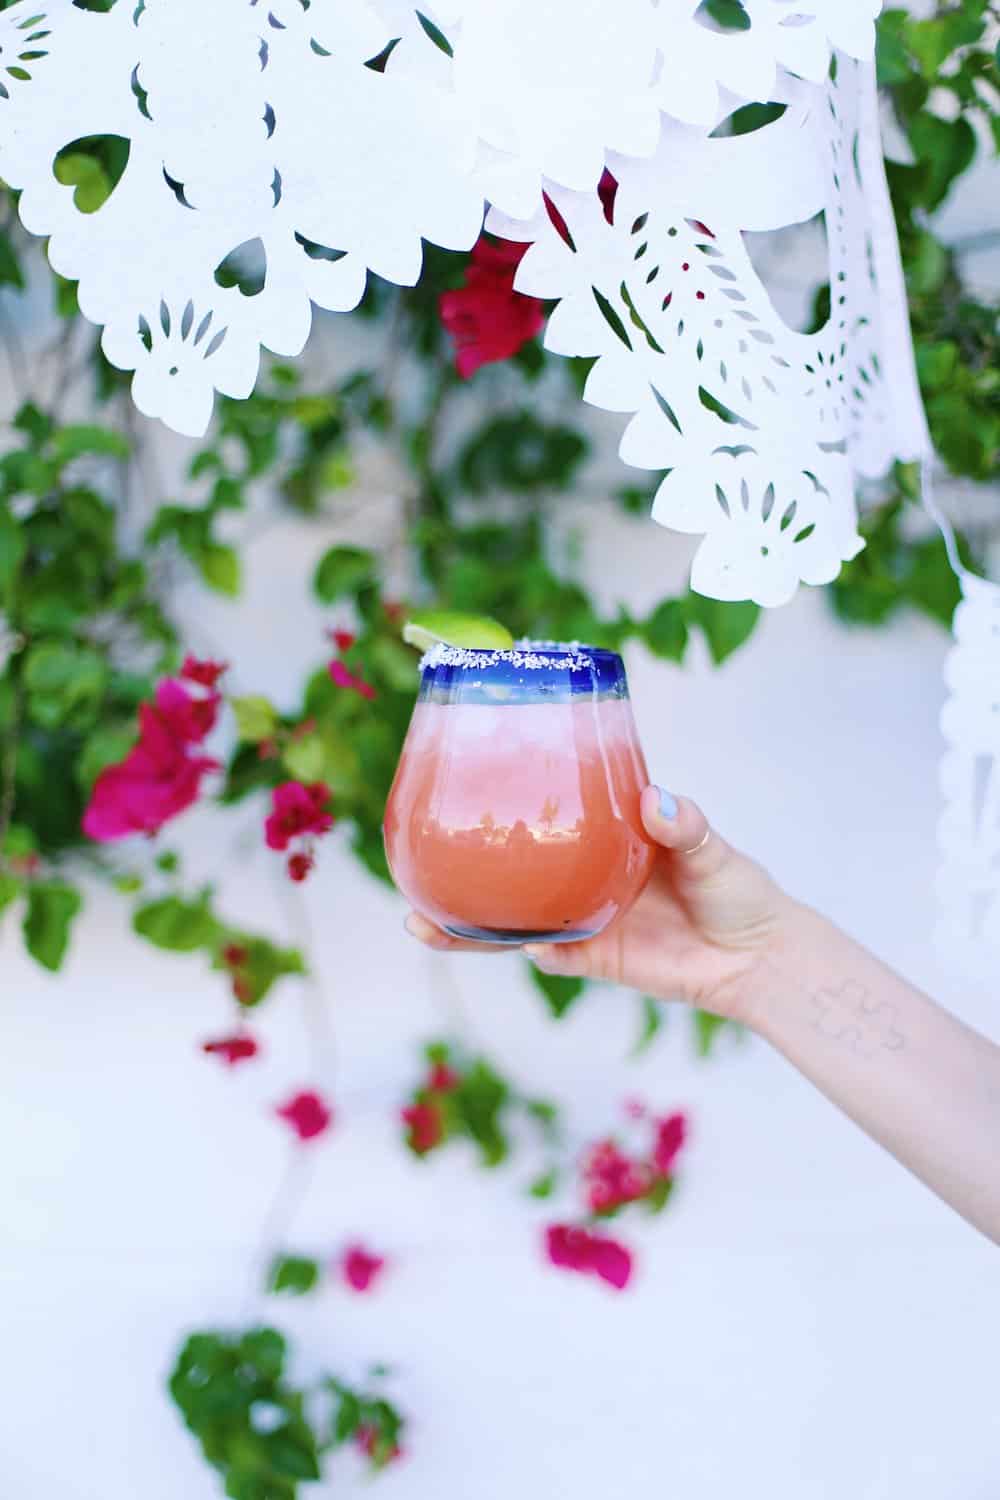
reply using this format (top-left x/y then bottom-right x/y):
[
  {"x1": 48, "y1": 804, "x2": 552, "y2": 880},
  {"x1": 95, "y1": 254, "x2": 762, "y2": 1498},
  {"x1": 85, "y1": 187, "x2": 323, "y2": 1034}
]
[{"x1": 404, "y1": 786, "x2": 799, "y2": 1026}]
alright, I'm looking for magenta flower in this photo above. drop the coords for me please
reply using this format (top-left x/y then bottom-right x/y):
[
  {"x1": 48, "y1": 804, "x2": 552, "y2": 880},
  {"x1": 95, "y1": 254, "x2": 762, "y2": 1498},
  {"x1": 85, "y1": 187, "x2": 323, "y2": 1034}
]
[
  {"x1": 202, "y1": 1033, "x2": 259, "y2": 1067},
  {"x1": 329, "y1": 659, "x2": 377, "y2": 701},
  {"x1": 401, "y1": 1100, "x2": 443, "y2": 1155},
  {"x1": 545, "y1": 1224, "x2": 633, "y2": 1291},
  {"x1": 341, "y1": 1243, "x2": 386, "y2": 1293},
  {"x1": 652, "y1": 1111, "x2": 688, "y2": 1178},
  {"x1": 264, "y1": 781, "x2": 333, "y2": 852},
  {"x1": 275, "y1": 1090, "x2": 333, "y2": 1142},
  {"x1": 82, "y1": 695, "x2": 219, "y2": 841}
]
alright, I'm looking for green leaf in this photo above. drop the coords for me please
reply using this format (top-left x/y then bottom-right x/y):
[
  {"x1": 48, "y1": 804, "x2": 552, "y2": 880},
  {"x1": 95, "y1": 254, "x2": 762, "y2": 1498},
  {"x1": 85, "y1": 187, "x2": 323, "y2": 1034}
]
[
  {"x1": 333, "y1": 1390, "x2": 362, "y2": 1444},
  {"x1": 644, "y1": 1175, "x2": 675, "y2": 1215},
  {"x1": 155, "y1": 850, "x2": 180, "y2": 874},
  {"x1": 231, "y1": 695, "x2": 279, "y2": 743},
  {"x1": 23, "y1": 642, "x2": 108, "y2": 729},
  {"x1": 23, "y1": 881, "x2": 82, "y2": 972},
  {"x1": 77, "y1": 723, "x2": 136, "y2": 791},
  {"x1": 0, "y1": 229, "x2": 24, "y2": 290},
  {"x1": 51, "y1": 424, "x2": 129, "y2": 464},
  {"x1": 133, "y1": 894, "x2": 221, "y2": 953},
  {"x1": 195, "y1": 542, "x2": 241, "y2": 596},
  {"x1": 644, "y1": 597, "x2": 689, "y2": 661},
  {"x1": 0, "y1": 871, "x2": 22, "y2": 916},
  {"x1": 529, "y1": 963, "x2": 585, "y2": 1019},
  {"x1": 528, "y1": 1169, "x2": 559, "y2": 1199},
  {"x1": 692, "y1": 1008, "x2": 739, "y2": 1058},
  {"x1": 631, "y1": 994, "x2": 664, "y2": 1057},
  {"x1": 454, "y1": 1059, "x2": 509, "y2": 1167},
  {"x1": 0, "y1": 505, "x2": 26, "y2": 604},
  {"x1": 313, "y1": 544, "x2": 376, "y2": 603},
  {"x1": 686, "y1": 594, "x2": 761, "y2": 664},
  {"x1": 267, "y1": 1255, "x2": 320, "y2": 1296}
]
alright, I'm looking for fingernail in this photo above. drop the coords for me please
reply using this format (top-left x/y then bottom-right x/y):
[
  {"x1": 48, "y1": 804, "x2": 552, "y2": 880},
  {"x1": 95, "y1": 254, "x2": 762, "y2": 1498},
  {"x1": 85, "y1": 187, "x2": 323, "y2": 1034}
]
[
  {"x1": 657, "y1": 787, "x2": 678, "y2": 821},
  {"x1": 523, "y1": 943, "x2": 556, "y2": 970},
  {"x1": 405, "y1": 912, "x2": 433, "y2": 941}
]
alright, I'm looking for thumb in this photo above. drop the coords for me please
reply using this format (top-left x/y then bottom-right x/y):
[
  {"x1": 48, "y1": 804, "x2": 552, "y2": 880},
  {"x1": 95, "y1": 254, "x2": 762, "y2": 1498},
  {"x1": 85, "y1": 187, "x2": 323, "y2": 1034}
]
[{"x1": 640, "y1": 785, "x2": 734, "y2": 885}]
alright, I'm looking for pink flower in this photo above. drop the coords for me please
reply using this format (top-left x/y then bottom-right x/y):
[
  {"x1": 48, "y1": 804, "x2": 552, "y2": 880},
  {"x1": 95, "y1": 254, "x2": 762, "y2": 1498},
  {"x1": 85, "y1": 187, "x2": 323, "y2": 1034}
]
[
  {"x1": 181, "y1": 654, "x2": 228, "y2": 688},
  {"x1": 652, "y1": 1111, "x2": 688, "y2": 1178},
  {"x1": 439, "y1": 235, "x2": 546, "y2": 379},
  {"x1": 545, "y1": 1224, "x2": 633, "y2": 1291},
  {"x1": 202, "y1": 1033, "x2": 259, "y2": 1067},
  {"x1": 402, "y1": 1100, "x2": 443, "y2": 1154},
  {"x1": 329, "y1": 659, "x2": 377, "y2": 701},
  {"x1": 341, "y1": 1243, "x2": 386, "y2": 1293},
  {"x1": 82, "y1": 697, "x2": 218, "y2": 841},
  {"x1": 623, "y1": 1096, "x2": 647, "y2": 1120},
  {"x1": 276, "y1": 1090, "x2": 333, "y2": 1142},
  {"x1": 264, "y1": 781, "x2": 333, "y2": 852}
]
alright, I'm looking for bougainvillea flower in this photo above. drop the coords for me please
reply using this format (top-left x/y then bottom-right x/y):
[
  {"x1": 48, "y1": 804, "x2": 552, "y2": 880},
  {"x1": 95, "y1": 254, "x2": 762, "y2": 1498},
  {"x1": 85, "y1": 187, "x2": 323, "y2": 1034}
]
[
  {"x1": 401, "y1": 1099, "x2": 443, "y2": 1155},
  {"x1": 82, "y1": 696, "x2": 218, "y2": 841},
  {"x1": 180, "y1": 654, "x2": 228, "y2": 688},
  {"x1": 545, "y1": 1224, "x2": 633, "y2": 1291},
  {"x1": 275, "y1": 1090, "x2": 333, "y2": 1142},
  {"x1": 581, "y1": 1139, "x2": 652, "y2": 1214},
  {"x1": 155, "y1": 677, "x2": 220, "y2": 744},
  {"x1": 202, "y1": 1033, "x2": 259, "y2": 1066},
  {"x1": 439, "y1": 235, "x2": 546, "y2": 379},
  {"x1": 341, "y1": 1243, "x2": 386, "y2": 1293},
  {"x1": 652, "y1": 1111, "x2": 688, "y2": 1178},
  {"x1": 264, "y1": 781, "x2": 333, "y2": 852},
  {"x1": 329, "y1": 658, "x2": 377, "y2": 701}
]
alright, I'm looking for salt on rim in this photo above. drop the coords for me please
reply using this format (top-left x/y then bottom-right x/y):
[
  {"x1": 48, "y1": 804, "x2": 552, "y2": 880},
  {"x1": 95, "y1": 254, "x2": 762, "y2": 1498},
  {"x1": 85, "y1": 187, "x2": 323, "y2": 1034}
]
[{"x1": 419, "y1": 640, "x2": 596, "y2": 672}]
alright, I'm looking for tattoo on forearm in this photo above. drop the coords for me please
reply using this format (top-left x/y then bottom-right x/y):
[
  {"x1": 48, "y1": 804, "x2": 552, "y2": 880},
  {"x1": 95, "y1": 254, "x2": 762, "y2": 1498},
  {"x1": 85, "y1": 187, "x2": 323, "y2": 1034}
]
[{"x1": 808, "y1": 981, "x2": 906, "y2": 1058}]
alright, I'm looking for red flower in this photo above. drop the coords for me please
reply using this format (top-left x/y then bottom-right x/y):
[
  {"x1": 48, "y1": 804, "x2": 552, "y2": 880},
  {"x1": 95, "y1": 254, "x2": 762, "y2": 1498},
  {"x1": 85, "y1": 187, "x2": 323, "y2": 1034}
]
[
  {"x1": 329, "y1": 659, "x2": 377, "y2": 701},
  {"x1": 82, "y1": 695, "x2": 218, "y2": 842},
  {"x1": 286, "y1": 852, "x2": 314, "y2": 883},
  {"x1": 222, "y1": 943, "x2": 249, "y2": 969},
  {"x1": 330, "y1": 628, "x2": 356, "y2": 653},
  {"x1": 439, "y1": 234, "x2": 546, "y2": 379},
  {"x1": 180, "y1": 654, "x2": 227, "y2": 688},
  {"x1": 598, "y1": 168, "x2": 618, "y2": 223},
  {"x1": 264, "y1": 781, "x2": 333, "y2": 852},
  {"x1": 545, "y1": 1224, "x2": 633, "y2": 1291},
  {"x1": 232, "y1": 975, "x2": 254, "y2": 1005},
  {"x1": 652, "y1": 1111, "x2": 688, "y2": 1178},
  {"x1": 202, "y1": 1033, "x2": 259, "y2": 1067},
  {"x1": 341, "y1": 1243, "x2": 386, "y2": 1293},
  {"x1": 402, "y1": 1099, "x2": 442, "y2": 1154},
  {"x1": 427, "y1": 1061, "x2": 460, "y2": 1093},
  {"x1": 275, "y1": 1090, "x2": 332, "y2": 1142}
]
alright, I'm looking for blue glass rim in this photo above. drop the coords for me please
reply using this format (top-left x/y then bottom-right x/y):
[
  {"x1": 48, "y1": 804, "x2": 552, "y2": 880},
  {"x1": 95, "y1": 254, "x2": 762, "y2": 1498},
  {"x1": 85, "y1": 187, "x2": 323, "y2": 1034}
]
[{"x1": 417, "y1": 641, "x2": 628, "y2": 702}]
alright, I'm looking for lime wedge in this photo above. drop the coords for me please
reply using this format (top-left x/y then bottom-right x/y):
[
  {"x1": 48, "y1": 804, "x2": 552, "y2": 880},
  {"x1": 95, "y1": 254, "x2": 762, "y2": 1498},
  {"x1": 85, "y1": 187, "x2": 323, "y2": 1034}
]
[{"x1": 402, "y1": 610, "x2": 515, "y2": 653}]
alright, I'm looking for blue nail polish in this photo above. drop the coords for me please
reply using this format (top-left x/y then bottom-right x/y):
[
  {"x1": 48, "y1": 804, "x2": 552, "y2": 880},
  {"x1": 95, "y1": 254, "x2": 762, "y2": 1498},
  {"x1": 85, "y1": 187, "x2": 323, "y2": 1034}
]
[{"x1": 657, "y1": 787, "x2": 678, "y2": 820}]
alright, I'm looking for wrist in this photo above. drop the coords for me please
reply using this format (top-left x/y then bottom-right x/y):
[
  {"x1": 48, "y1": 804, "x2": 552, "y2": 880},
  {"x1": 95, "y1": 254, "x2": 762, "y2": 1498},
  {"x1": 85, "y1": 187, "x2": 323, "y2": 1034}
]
[{"x1": 735, "y1": 898, "x2": 844, "y2": 1038}]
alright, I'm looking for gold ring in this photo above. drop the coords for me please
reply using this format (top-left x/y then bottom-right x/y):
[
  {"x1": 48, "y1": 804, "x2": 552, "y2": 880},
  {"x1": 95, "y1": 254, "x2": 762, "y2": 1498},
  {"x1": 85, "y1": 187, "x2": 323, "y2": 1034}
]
[{"x1": 681, "y1": 828, "x2": 711, "y2": 855}]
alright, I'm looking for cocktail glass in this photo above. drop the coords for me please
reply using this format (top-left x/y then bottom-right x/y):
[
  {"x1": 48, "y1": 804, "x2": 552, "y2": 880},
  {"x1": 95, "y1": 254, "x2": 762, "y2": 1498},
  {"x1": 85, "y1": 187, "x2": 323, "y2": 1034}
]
[{"x1": 384, "y1": 642, "x2": 654, "y2": 945}]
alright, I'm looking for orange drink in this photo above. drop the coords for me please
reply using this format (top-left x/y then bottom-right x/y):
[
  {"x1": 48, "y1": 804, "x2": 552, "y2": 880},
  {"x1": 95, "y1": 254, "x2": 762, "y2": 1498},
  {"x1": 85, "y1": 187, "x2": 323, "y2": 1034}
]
[{"x1": 384, "y1": 643, "x2": 654, "y2": 944}]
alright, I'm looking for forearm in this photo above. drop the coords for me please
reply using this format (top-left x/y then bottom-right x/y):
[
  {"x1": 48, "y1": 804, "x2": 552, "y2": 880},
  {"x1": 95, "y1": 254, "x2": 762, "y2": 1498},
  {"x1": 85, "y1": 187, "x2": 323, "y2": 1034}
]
[{"x1": 746, "y1": 905, "x2": 1000, "y2": 1245}]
